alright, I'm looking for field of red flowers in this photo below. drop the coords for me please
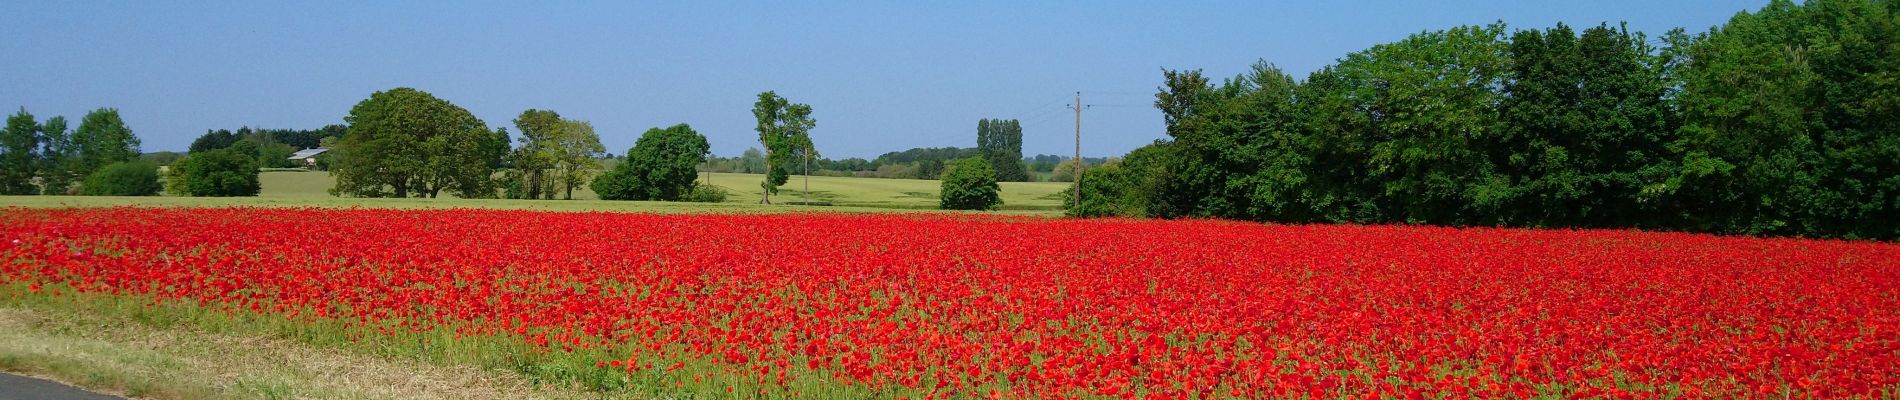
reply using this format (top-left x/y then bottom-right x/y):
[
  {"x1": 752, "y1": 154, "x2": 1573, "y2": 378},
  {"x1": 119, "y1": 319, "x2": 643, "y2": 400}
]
[{"x1": 2, "y1": 207, "x2": 1897, "y2": 399}]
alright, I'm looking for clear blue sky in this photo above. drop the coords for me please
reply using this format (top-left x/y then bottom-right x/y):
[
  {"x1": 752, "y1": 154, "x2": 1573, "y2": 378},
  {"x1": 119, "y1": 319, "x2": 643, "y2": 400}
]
[{"x1": 1, "y1": 1, "x2": 1763, "y2": 159}]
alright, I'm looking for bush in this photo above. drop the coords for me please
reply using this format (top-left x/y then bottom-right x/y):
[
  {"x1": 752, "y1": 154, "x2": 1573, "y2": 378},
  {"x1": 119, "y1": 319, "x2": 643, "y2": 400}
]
[
  {"x1": 939, "y1": 157, "x2": 1001, "y2": 210},
  {"x1": 80, "y1": 161, "x2": 162, "y2": 196},
  {"x1": 168, "y1": 148, "x2": 261, "y2": 197},
  {"x1": 590, "y1": 168, "x2": 638, "y2": 200},
  {"x1": 681, "y1": 184, "x2": 730, "y2": 203}
]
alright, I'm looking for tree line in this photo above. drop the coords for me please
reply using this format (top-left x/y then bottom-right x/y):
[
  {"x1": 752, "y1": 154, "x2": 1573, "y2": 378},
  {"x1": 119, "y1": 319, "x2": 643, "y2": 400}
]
[
  {"x1": 188, "y1": 125, "x2": 346, "y2": 169},
  {"x1": 0, "y1": 107, "x2": 146, "y2": 195},
  {"x1": 1073, "y1": 0, "x2": 1899, "y2": 240}
]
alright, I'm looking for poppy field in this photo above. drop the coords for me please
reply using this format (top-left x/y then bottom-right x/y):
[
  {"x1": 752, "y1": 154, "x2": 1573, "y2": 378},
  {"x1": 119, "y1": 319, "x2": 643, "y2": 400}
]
[{"x1": 2, "y1": 207, "x2": 1897, "y2": 399}]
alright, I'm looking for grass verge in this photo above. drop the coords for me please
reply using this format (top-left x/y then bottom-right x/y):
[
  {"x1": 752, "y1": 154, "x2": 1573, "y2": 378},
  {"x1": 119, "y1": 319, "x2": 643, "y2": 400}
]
[
  {"x1": 0, "y1": 282, "x2": 935, "y2": 399},
  {"x1": 0, "y1": 285, "x2": 602, "y2": 399}
]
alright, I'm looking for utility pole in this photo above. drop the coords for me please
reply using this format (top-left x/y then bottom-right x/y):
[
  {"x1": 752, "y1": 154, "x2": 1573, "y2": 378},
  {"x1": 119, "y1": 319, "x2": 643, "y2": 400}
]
[
  {"x1": 802, "y1": 146, "x2": 810, "y2": 204},
  {"x1": 1068, "y1": 92, "x2": 1090, "y2": 206}
]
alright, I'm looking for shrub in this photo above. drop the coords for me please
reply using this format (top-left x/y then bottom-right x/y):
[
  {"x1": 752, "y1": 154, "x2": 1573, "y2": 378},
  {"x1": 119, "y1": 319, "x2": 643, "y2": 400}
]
[
  {"x1": 168, "y1": 148, "x2": 261, "y2": 197},
  {"x1": 80, "y1": 161, "x2": 162, "y2": 196},
  {"x1": 939, "y1": 157, "x2": 1001, "y2": 210},
  {"x1": 681, "y1": 184, "x2": 730, "y2": 203}
]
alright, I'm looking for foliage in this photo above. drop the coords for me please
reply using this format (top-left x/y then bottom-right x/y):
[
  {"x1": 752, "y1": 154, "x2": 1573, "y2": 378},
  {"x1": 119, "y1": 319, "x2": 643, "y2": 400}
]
[
  {"x1": 78, "y1": 161, "x2": 161, "y2": 196},
  {"x1": 752, "y1": 91, "x2": 816, "y2": 202},
  {"x1": 1088, "y1": 0, "x2": 1897, "y2": 240},
  {"x1": 1066, "y1": 143, "x2": 1173, "y2": 217},
  {"x1": 191, "y1": 126, "x2": 344, "y2": 154},
  {"x1": 680, "y1": 184, "x2": 730, "y2": 203},
  {"x1": 167, "y1": 148, "x2": 260, "y2": 197},
  {"x1": 551, "y1": 120, "x2": 604, "y2": 200},
  {"x1": 188, "y1": 129, "x2": 241, "y2": 153},
  {"x1": 594, "y1": 124, "x2": 710, "y2": 201},
  {"x1": 37, "y1": 116, "x2": 76, "y2": 195},
  {"x1": 975, "y1": 119, "x2": 1029, "y2": 182},
  {"x1": 139, "y1": 151, "x2": 185, "y2": 167},
  {"x1": 938, "y1": 157, "x2": 1000, "y2": 210},
  {"x1": 1668, "y1": 0, "x2": 1900, "y2": 239},
  {"x1": 0, "y1": 108, "x2": 39, "y2": 195},
  {"x1": 509, "y1": 109, "x2": 562, "y2": 200},
  {"x1": 330, "y1": 87, "x2": 501, "y2": 198},
  {"x1": 1049, "y1": 159, "x2": 1081, "y2": 183},
  {"x1": 72, "y1": 108, "x2": 141, "y2": 179}
]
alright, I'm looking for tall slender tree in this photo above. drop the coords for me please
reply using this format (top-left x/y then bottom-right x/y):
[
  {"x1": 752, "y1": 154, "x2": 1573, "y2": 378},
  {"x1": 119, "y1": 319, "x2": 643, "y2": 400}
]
[
  {"x1": 976, "y1": 118, "x2": 1029, "y2": 182},
  {"x1": 511, "y1": 109, "x2": 563, "y2": 199},
  {"x1": 0, "y1": 108, "x2": 40, "y2": 194},
  {"x1": 38, "y1": 116, "x2": 74, "y2": 195},
  {"x1": 551, "y1": 119, "x2": 604, "y2": 200},
  {"x1": 752, "y1": 91, "x2": 816, "y2": 204}
]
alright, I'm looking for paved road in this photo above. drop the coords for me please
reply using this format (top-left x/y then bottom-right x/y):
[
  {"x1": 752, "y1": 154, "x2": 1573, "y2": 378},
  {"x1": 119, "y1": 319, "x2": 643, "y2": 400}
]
[{"x1": 0, "y1": 373, "x2": 122, "y2": 400}]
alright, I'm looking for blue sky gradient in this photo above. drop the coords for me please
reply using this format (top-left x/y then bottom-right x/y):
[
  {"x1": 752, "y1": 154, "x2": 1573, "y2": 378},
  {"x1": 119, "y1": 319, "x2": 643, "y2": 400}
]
[{"x1": 2, "y1": 1, "x2": 1763, "y2": 158}]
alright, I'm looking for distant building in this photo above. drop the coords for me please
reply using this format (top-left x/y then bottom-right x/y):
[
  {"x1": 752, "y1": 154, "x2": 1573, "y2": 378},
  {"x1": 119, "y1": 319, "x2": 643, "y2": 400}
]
[{"x1": 287, "y1": 148, "x2": 330, "y2": 170}]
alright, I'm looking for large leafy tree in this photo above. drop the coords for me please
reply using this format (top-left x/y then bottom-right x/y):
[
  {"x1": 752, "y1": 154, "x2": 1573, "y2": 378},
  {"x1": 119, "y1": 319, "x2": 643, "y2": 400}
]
[
  {"x1": 752, "y1": 91, "x2": 816, "y2": 204},
  {"x1": 331, "y1": 87, "x2": 499, "y2": 198},
  {"x1": 38, "y1": 116, "x2": 75, "y2": 195},
  {"x1": 594, "y1": 124, "x2": 710, "y2": 201},
  {"x1": 0, "y1": 108, "x2": 40, "y2": 195},
  {"x1": 976, "y1": 118, "x2": 1029, "y2": 182},
  {"x1": 72, "y1": 108, "x2": 141, "y2": 181}
]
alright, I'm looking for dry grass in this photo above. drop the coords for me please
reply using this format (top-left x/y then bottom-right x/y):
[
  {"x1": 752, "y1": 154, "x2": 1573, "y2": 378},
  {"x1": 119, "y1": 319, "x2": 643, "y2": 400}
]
[{"x1": 0, "y1": 306, "x2": 596, "y2": 400}]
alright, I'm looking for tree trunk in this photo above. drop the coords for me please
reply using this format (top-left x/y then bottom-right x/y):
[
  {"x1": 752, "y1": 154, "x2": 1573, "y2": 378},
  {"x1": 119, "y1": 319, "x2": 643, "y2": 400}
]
[
  {"x1": 527, "y1": 169, "x2": 543, "y2": 200},
  {"x1": 760, "y1": 148, "x2": 772, "y2": 204}
]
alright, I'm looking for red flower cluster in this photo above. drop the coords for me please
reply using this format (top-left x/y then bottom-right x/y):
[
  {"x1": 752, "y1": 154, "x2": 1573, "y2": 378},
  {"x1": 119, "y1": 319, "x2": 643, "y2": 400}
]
[{"x1": 3, "y1": 208, "x2": 1897, "y2": 398}]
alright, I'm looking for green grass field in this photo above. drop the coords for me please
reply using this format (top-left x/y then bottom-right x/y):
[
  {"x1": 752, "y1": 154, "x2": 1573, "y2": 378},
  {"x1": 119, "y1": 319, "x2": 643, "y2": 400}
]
[{"x1": 0, "y1": 171, "x2": 1073, "y2": 216}]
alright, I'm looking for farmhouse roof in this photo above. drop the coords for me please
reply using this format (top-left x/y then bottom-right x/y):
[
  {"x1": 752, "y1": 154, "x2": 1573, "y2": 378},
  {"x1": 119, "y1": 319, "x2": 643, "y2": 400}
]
[{"x1": 287, "y1": 148, "x2": 329, "y2": 160}]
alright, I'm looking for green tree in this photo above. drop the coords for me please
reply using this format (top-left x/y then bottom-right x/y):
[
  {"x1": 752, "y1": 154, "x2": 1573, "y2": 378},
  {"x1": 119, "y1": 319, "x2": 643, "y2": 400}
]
[
  {"x1": 1301, "y1": 24, "x2": 1510, "y2": 224},
  {"x1": 38, "y1": 116, "x2": 76, "y2": 195},
  {"x1": 331, "y1": 87, "x2": 499, "y2": 198},
  {"x1": 939, "y1": 157, "x2": 1001, "y2": 210},
  {"x1": 510, "y1": 109, "x2": 563, "y2": 199},
  {"x1": 551, "y1": 119, "x2": 605, "y2": 200},
  {"x1": 189, "y1": 129, "x2": 240, "y2": 153},
  {"x1": 752, "y1": 91, "x2": 816, "y2": 204},
  {"x1": 1147, "y1": 62, "x2": 1310, "y2": 221},
  {"x1": 72, "y1": 108, "x2": 141, "y2": 179},
  {"x1": 976, "y1": 118, "x2": 1029, "y2": 182},
  {"x1": 594, "y1": 124, "x2": 710, "y2": 201},
  {"x1": 167, "y1": 148, "x2": 260, "y2": 197},
  {"x1": 738, "y1": 147, "x2": 767, "y2": 173},
  {"x1": 1671, "y1": 0, "x2": 1900, "y2": 239},
  {"x1": 1493, "y1": 23, "x2": 1677, "y2": 228},
  {"x1": 0, "y1": 108, "x2": 39, "y2": 194},
  {"x1": 79, "y1": 161, "x2": 161, "y2": 196}
]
